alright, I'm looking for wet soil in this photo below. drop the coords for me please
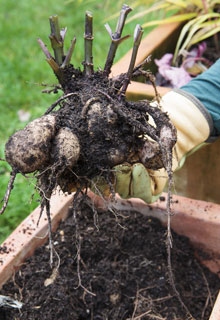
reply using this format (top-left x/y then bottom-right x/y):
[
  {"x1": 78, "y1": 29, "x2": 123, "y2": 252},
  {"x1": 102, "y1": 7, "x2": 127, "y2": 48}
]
[{"x1": 0, "y1": 201, "x2": 219, "y2": 320}]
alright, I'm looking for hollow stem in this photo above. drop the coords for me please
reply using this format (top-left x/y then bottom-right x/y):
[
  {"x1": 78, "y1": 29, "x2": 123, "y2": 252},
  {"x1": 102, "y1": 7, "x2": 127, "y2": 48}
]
[
  {"x1": 104, "y1": 4, "x2": 132, "y2": 76},
  {"x1": 83, "y1": 11, "x2": 94, "y2": 76},
  {"x1": 120, "y1": 24, "x2": 143, "y2": 98},
  {"x1": 49, "y1": 15, "x2": 64, "y2": 66}
]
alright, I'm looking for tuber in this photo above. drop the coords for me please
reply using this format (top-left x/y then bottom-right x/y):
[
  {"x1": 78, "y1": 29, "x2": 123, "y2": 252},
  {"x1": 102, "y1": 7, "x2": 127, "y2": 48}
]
[
  {"x1": 5, "y1": 115, "x2": 56, "y2": 174},
  {"x1": 51, "y1": 127, "x2": 80, "y2": 168}
]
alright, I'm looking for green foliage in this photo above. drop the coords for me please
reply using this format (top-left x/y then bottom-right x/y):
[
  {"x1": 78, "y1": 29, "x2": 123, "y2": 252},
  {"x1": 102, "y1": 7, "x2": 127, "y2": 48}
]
[
  {"x1": 173, "y1": 12, "x2": 220, "y2": 63},
  {"x1": 0, "y1": 0, "x2": 152, "y2": 242},
  {"x1": 126, "y1": 0, "x2": 220, "y2": 64}
]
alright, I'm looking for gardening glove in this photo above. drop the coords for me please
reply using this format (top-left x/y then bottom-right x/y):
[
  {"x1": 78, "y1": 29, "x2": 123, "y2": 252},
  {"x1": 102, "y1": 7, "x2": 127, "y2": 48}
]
[{"x1": 111, "y1": 59, "x2": 220, "y2": 203}]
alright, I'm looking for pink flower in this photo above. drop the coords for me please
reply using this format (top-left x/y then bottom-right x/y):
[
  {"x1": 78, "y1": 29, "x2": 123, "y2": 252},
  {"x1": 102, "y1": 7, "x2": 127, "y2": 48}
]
[
  {"x1": 155, "y1": 54, "x2": 192, "y2": 88},
  {"x1": 184, "y1": 42, "x2": 207, "y2": 70}
]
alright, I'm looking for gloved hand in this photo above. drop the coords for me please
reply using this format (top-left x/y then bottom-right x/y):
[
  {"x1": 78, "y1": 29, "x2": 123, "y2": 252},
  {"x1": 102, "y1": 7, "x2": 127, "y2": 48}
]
[{"x1": 110, "y1": 59, "x2": 220, "y2": 203}]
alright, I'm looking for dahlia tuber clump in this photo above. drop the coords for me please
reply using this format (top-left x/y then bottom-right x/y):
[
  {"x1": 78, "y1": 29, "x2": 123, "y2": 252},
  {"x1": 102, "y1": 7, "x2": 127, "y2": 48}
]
[
  {"x1": 0, "y1": 7, "x2": 188, "y2": 311},
  {"x1": 1, "y1": 5, "x2": 176, "y2": 231}
]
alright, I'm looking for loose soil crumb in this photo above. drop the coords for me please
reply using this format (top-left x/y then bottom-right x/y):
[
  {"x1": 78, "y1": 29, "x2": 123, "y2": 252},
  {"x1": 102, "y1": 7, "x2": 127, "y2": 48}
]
[{"x1": 0, "y1": 202, "x2": 219, "y2": 320}]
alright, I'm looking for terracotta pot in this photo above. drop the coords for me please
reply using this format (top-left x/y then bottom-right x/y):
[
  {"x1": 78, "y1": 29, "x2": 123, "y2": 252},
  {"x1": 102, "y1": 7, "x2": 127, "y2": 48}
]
[
  {"x1": 0, "y1": 193, "x2": 73, "y2": 289},
  {"x1": 112, "y1": 22, "x2": 220, "y2": 205},
  {"x1": 1, "y1": 191, "x2": 220, "y2": 319}
]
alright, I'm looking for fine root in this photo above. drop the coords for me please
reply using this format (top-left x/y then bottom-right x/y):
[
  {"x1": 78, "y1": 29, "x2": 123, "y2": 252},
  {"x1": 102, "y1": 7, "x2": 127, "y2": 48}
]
[{"x1": 0, "y1": 170, "x2": 17, "y2": 215}]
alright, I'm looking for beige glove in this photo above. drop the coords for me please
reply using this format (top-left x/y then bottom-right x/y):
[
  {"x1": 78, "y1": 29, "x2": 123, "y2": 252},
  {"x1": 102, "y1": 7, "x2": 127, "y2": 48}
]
[{"x1": 113, "y1": 89, "x2": 214, "y2": 203}]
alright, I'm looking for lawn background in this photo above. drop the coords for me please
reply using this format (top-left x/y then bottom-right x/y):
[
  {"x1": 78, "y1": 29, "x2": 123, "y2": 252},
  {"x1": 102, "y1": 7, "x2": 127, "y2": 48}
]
[{"x1": 0, "y1": 0, "x2": 156, "y2": 243}]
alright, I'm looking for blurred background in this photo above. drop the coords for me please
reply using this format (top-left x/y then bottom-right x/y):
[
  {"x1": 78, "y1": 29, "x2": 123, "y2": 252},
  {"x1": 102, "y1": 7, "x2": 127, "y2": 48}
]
[{"x1": 0, "y1": 0, "x2": 155, "y2": 242}]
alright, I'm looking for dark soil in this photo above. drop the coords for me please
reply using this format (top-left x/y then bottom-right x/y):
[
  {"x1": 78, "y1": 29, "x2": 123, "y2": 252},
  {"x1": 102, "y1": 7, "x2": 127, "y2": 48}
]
[{"x1": 0, "y1": 201, "x2": 219, "y2": 320}]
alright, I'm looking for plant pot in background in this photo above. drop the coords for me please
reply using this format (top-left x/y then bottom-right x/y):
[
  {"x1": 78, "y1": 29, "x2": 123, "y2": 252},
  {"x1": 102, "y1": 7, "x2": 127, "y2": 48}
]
[{"x1": 112, "y1": 22, "x2": 220, "y2": 204}]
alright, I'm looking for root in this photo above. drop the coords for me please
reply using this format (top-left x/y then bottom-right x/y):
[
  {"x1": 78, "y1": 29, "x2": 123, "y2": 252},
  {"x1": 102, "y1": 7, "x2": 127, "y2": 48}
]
[
  {"x1": 0, "y1": 170, "x2": 17, "y2": 215},
  {"x1": 81, "y1": 97, "x2": 101, "y2": 117},
  {"x1": 195, "y1": 260, "x2": 213, "y2": 320},
  {"x1": 44, "y1": 92, "x2": 78, "y2": 115},
  {"x1": 73, "y1": 191, "x2": 96, "y2": 296},
  {"x1": 132, "y1": 68, "x2": 161, "y2": 105},
  {"x1": 131, "y1": 286, "x2": 173, "y2": 320},
  {"x1": 41, "y1": 198, "x2": 54, "y2": 266}
]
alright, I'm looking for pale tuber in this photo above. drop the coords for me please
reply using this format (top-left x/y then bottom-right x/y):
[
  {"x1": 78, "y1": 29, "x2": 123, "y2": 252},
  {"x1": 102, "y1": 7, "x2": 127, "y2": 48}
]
[{"x1": 5, "y1": 115, "x2": 56, "y2": 174}]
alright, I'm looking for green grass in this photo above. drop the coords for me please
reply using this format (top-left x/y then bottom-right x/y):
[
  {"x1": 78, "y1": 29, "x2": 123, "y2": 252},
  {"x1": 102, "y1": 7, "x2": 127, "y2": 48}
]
[{"x1": 0, "y1": 0, "x2": 155, "y2": 243}]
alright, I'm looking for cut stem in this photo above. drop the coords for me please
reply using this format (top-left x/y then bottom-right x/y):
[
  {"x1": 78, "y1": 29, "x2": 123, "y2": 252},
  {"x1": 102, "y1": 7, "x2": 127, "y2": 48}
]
[
  {"x1": 84, "y1": 11, "x2": 94, "y2": 76},
  {"x1": 46, "y1": 57, "x2": 65, "y2": 86},
  {"x1": 39, "y1": 16, "x2": 76, "y2": 87},
  {"x1": 120, "y1": 24, "x2": 143, "y2": 97},
  {"x1": 37, "y1": 38, "x2": 53, "y2": 59},
  {"x1": 61, "y1": 36, "x2": 76, "y2": 68},
  {"x1": 104, "y1": 4, "x2": 132, "y2": 76},
  {"x1": 49, "y1": 15, "x2": 64, "y2": 66},
  {"x1": 38, "y1": 37, "x2": 65, "y2": 86}
]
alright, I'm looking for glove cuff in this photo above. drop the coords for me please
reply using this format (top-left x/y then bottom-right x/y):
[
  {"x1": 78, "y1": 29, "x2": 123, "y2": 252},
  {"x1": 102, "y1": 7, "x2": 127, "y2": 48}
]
[
  {"x1": 173, "y1": 88, "x2": 218, "y2": 142},
  {"x1": 150, "y1": 89, "x2": 216, "y2": 196}
]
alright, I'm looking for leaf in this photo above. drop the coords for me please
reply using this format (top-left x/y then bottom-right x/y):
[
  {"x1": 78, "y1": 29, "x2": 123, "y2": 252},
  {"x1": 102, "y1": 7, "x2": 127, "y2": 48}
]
[
  {"x1": 173, "y1": 12, "x2": 220, "y2": 62},
  {"x1": 142, "y1": 12, "x2": 197, "y2": 28},
  {"x1": 166, "y1": 0, "x2": 188, "y2": 8},
  {"x1": 189, "y1": 0, "x2": 204, "y2": 8},
  {"x1": 183, "y1": 14, "x2": 220, "y2": 49},
  {"x1": 127, "y1": 2, "x2": 170, "y2": 23},
  {"x1": 190, "y1": 25, "x2": 220, "y2": 44},
  {"x1": 209, "y1": 0, "x2": 220, "y2": 6},
  {"x1": 184, "y1": 21, "x2": 216, "y2": 41},
  {"x1": 176, "y1": 21, "x2": 205, "y2": 53},
  {"x1": 173, "y1": 17, "x2": 199, "y2": 63}
]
